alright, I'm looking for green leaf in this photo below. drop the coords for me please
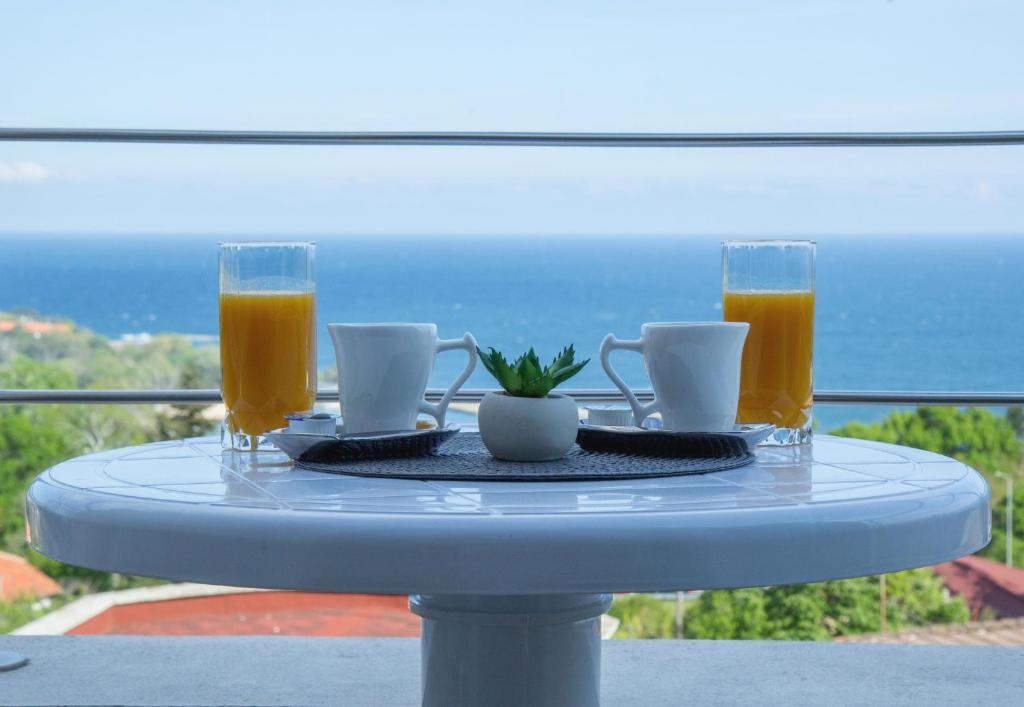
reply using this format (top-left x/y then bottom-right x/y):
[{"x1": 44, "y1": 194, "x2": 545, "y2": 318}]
[
  {"x1": 546, "y1": 344, "x2": 576, "y2": 377},
  {"x1": 519, "y1": 349, "x2": 544, "y2": 387},
  {"x1": 525, "y1": 347, "x2": 543, "y2": 372},
  {"x1": 520, "y1": 374, "x2": 555, "y2": 398},
  {"x1": 478, "y1": 347, "x2": 521, "y2": 394},
  {"x1": 477, "y1": 347, "x2": 500, "y2": 380},
  {"x1": 551, "y1": 358, "x2": 589, "y2": 386},
  {"x1": 493, "y1": 356, "x2": 522, "y2": 394}
]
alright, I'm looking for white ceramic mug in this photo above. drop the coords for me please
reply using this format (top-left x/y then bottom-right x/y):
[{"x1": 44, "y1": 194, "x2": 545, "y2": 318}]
[
  {"x1": 328, "y1": 323, "x2": 478, "y2": 433},
  {"x1": 599, "y1": 322, "x2": 749, "y2": 431}
]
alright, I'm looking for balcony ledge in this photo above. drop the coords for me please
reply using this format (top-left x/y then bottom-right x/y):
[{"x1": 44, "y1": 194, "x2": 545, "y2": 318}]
[{"x1": 2, "y1": 636, "x2": 1023, "y2": 706}]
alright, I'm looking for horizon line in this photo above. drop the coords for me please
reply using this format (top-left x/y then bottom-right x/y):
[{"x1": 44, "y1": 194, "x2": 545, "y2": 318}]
[{"x1": 2, "y1": 231, "x2": 1023, "y2": 240}]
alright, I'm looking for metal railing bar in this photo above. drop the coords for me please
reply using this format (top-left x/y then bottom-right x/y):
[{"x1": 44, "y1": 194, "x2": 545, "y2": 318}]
[
  {"x1": 2, "y1": 128, "x2": 1024, "y2": 148},
  {"x1": 2, "y1": 389, "x2": 1024, "y2": 406}
]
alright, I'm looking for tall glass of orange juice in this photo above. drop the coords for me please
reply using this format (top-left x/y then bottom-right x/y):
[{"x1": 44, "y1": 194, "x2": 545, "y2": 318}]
[
  {"x1": 722, "y1": 240, "x2": 815, "y2": 445},
  {"x1": 219, "y1": 241, "x2": 316, "y2": 450}
]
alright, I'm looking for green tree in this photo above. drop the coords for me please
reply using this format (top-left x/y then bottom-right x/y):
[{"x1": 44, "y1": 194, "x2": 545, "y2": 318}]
[
  {"x1": 155, "y1": 358, "x2": 215, "y2": 440},
  {"x1": 984, "y1": 483, "x2": 1024, "y2": 567},
  {"x1": 608, "y1": 594, "x2": 676, "y2": 638},
  {"x1": 0, "y1": 355, "x2": 77, "y2": 389},
  {"x1": 1006, "y1": 406, "x2": 1024, "y2": 438},
  {"x1": 883, "y1": 568, "x2": 972, "y2": 627},
  {"x1": 0, "y1": 594, "x2": 70, "y2": 634},
  {"x1": 62, "y1": 404, "x2": 151, "y2": 453},
  {"x1": 683, "y1": 569, "x2": 968, "y2": 640},
  {"x1": 0, "y1": 407, "x2": 80, "y2": 542},
  {"x1": 0, "y1": 350, "x2": 181, "y2": 591},
  {"x1": 683, "y1": 588, "x2": 769, "y2": 639},
  {"x1": 0, "y1": 358, "x2": 83, "y2": 542}
]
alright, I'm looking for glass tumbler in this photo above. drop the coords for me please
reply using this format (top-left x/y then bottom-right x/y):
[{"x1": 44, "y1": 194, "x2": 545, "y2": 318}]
[
  {"x1": 219, "y1": 241, "x2": 316, "y2": 450},
  {"x1": 722, "y1": 240, "x2": 815, "y2": 445}
]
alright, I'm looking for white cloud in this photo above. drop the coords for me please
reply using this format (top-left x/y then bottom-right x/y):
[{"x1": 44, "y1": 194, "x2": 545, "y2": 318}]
[{"x1": 0, "y1": 161, "x2": 49, "y2": 183}]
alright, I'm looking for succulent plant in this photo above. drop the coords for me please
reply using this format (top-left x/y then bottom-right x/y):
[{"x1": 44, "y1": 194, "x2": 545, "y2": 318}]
[{"x1": 477, "y1": 344, "x2": 589, "y2": 398}]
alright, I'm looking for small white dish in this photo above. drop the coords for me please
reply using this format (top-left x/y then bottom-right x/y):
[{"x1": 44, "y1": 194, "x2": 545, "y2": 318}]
[{"x1": 285, "y1": 412, "x2": 339, "y2": 436}]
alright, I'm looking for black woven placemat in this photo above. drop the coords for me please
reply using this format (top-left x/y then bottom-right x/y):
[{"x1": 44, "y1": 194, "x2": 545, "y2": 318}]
[
  {"x1": 575, "y1": 425, "x2": 751, "y2": 458},
  {"x1": 295, "y1": 432, "x2": 755, "y2": 481}
]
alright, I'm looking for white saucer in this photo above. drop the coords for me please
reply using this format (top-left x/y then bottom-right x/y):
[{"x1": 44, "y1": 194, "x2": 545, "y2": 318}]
[{"x1": 266, "y1": 424, "x2": 461, "y2": 462}]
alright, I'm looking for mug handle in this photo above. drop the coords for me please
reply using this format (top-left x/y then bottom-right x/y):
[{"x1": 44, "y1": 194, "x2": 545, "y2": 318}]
[
  {"x1": 599, "y1": 333, "x2": 659, "y2": 427},
  {"x1": 419, "y1": 332, "x2": 478, "y2": 428}
]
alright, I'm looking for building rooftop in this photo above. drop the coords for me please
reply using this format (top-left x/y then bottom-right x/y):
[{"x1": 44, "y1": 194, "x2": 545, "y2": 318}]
[
  {"x1": 15, "y1": 584, "x2": 418, "y2": 637},
  {"x1": 933, "y1": 554, "x2": 1024, "y2": 620},
  {"x1": 69, "y1": 591, "x2": 420, "y2": 637},
  {"x1": 0, "y1": 551, "x2": 61, "y2": 601}
]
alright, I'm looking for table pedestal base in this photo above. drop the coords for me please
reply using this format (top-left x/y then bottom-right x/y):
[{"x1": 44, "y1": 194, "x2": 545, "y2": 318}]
[{"x1": 410, "y1": 593, "x2": 612, "y2": 707}]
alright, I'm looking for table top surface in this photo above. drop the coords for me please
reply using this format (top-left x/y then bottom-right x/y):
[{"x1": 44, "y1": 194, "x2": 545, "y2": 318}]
[{"x1": 26, "y1": 434, "x2": 990, "y2": 595}]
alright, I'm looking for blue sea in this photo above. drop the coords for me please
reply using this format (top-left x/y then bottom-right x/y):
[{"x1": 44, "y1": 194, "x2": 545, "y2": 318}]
[{"x1": 2, "y1": 234, "x2": 1023, "y2": 431}]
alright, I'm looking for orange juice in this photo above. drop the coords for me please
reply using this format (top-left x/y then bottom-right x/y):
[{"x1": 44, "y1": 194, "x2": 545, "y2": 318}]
[
  {"x1": 219, "y1": 291, "x2": 316, "y2": 437},
  {"x1": 722, "y1": 290, "x2": 814, "y2": 429}
]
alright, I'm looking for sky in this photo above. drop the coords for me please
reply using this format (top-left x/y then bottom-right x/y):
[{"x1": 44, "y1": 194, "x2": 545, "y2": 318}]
[{"x1": 1, "y1": 0, "x2": 1022, "y2": 237}]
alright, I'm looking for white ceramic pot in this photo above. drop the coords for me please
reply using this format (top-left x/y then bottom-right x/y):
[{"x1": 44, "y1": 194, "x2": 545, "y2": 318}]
[{"x1": 478, "y1": 391, "x2": 579, "y2": 462}]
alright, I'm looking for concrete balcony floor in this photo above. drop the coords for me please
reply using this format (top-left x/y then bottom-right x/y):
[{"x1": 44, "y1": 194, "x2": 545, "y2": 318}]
[{"x1": 2, "y1": 636, "x2": 1023, "y2": 706}]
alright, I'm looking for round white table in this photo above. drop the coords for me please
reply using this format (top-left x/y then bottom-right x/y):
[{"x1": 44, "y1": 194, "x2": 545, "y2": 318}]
[{"x1": 26, "y1": 434, "x2": 990, "y2": 707}]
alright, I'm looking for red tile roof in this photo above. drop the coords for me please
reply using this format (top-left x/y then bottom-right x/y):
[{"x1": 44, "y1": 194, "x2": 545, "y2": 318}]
[
  {"x1": 67, "y1": 591, "x2": 420, "y2": 637},
  {"x1": 0, "y1": 319, "x2": 72, "y2": 334},
  {"x1": 0, "y1": 551, "x2": 62, "y2": 601},
  {"x1": 933, "y1": 555, "x2": 1024, "y2": 620}
]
